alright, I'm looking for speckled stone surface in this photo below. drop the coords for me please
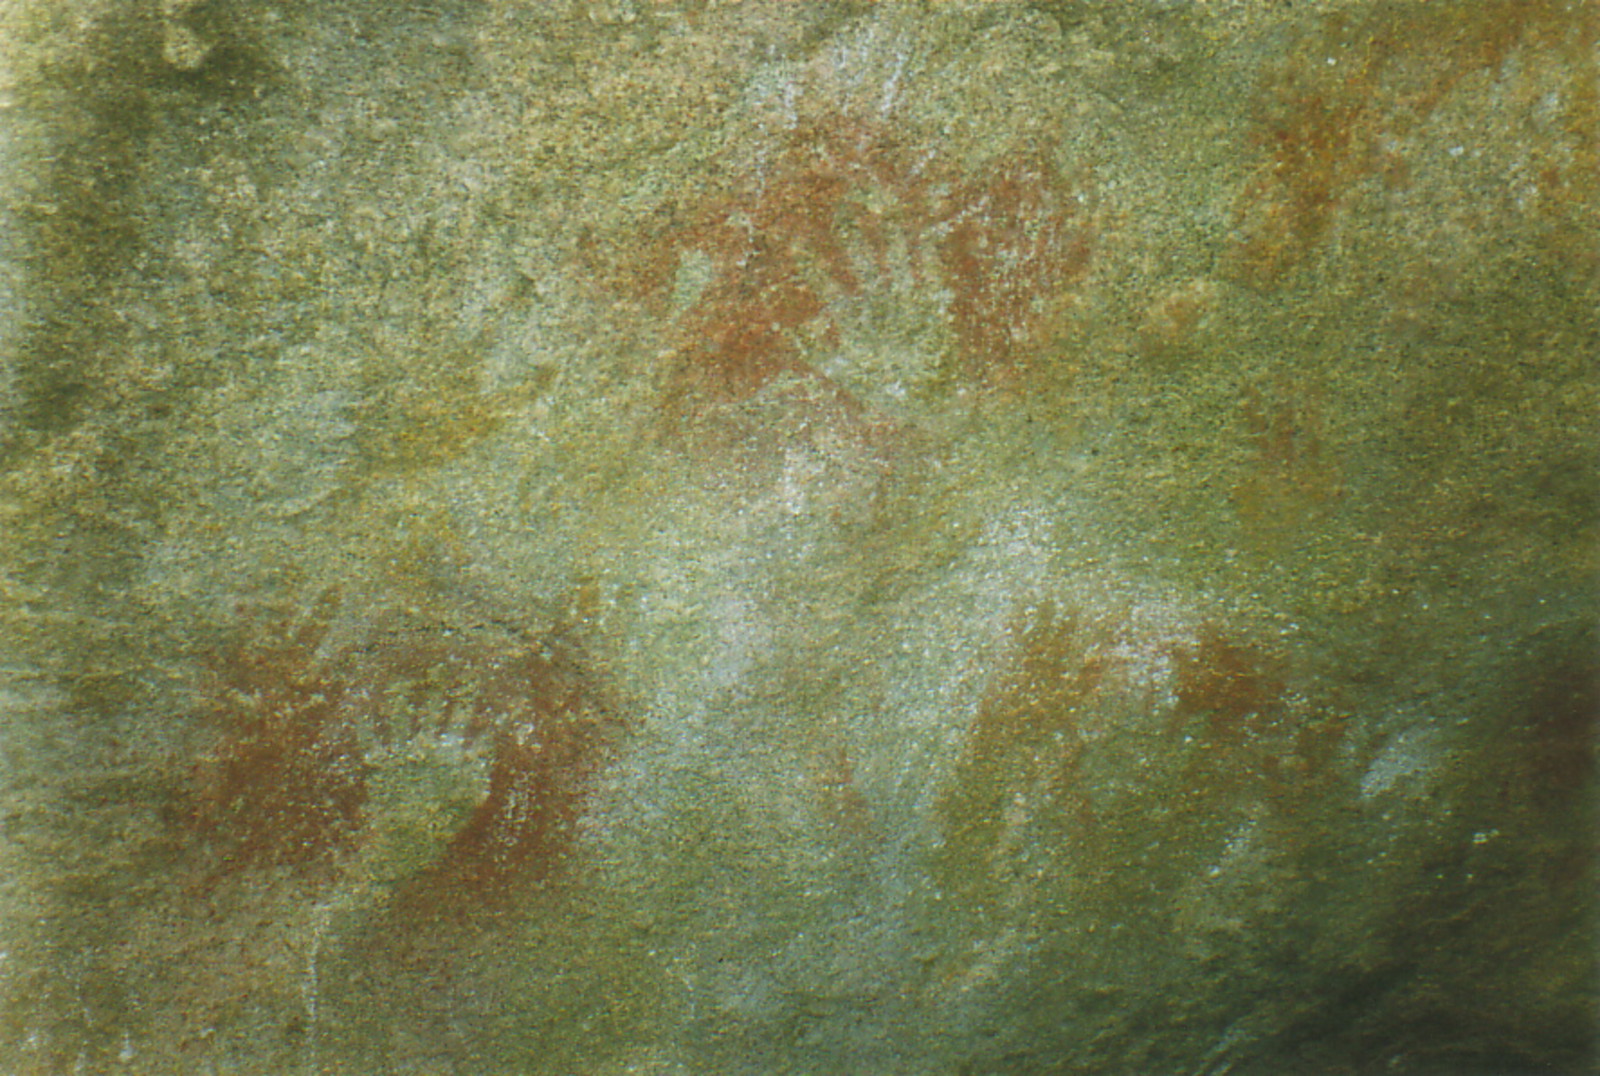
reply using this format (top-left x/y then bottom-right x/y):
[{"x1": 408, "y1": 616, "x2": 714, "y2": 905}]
[{"x1": 0, "y1": 2, "x2": 1595, "y2": 1072}]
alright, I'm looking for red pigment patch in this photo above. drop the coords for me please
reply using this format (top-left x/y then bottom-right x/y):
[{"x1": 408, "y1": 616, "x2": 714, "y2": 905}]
[
  {"x1": 940, "y1": 150, "x2": 1093, "y2": 385},
  {"x1": 939, "y1": 603, "x2": 1104, "y2": 853},
  {"x1": 188, "y1": 596, "x2": 367, "y2": 878},
  {"x1": 970, "y1": 603, "x2": 1104, "y2": 759},
  {"x1": 1513, "y1": 647, "x2": 1599, "y2": 811},
  {"x1": 622, "y1": 110, "x2": 1094, "y2": 440},
  {"x1": 1137, "y1": 279, "x2": 1220, "y2": 359},
  {"x1": 1172, "y1": 627, "x2": 1286, "y2": 748},
  {"x1": 395, "y1": 642, "x2": 619, "y2": 914},
  {"x1": 631, "y1": 118, "x2": 888, "y2": 422},
  {"x1": 183, "y1": 598, "x2": 623, "y2": 910},
  {"x1": 1227, "y1": 1, "x2": 1583, "y2": 286},
  {"x1": 813, "y1": 744, "x2": 875, "y2": 841},
  {"x1": 1229, "y1": 86, "x2": 1374, "y2": 286},
  {"x1": 1170, "y1": 625, "x2": 1349, "y2": 815}
]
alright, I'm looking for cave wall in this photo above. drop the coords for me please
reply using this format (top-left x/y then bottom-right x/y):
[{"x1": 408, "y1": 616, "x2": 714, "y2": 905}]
[{"x1": 0, "y1": 2, "x2": 1595, "y2": 1072}]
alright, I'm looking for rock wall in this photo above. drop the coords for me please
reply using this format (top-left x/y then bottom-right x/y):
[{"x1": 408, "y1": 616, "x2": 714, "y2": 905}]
[{"x1": 0, "y1": 2, "x2": 1594, "y2": 1072}]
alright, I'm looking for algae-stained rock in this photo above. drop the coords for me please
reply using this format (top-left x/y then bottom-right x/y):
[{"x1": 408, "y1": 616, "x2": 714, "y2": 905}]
[{"x1": 0, "y1": 1, "x2": 1594, "y2": 1072}]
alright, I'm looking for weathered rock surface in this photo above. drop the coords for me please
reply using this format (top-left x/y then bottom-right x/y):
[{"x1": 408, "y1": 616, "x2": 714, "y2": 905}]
[{"x1": 0, "y1": 2, "x2": 1594, "y2": 1072}]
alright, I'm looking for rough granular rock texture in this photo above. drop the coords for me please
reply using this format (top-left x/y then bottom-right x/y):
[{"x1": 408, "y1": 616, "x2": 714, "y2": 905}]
[{"x1": 0, "y1": 2, "x2": 1594, "y2": 1073}]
